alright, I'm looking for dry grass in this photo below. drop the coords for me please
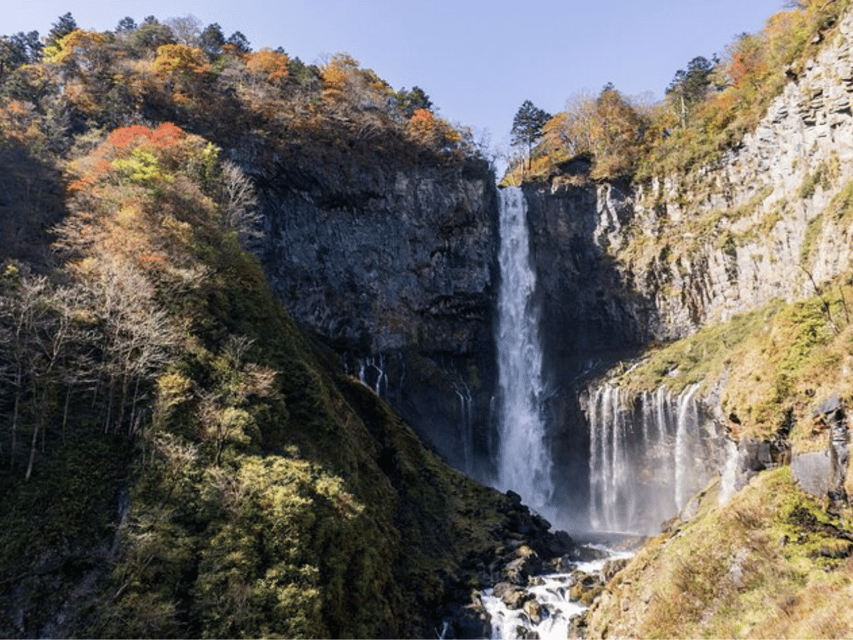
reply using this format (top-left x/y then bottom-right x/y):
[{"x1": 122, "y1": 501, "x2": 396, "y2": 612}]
[{"x1": 585, "y1": 468, "x2": 853, "y2": 639}]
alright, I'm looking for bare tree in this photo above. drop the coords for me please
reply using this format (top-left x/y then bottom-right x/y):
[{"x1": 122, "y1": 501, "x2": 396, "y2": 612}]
[{"x1": 219, "y1": 160, "x2": 262, "y2": 246}]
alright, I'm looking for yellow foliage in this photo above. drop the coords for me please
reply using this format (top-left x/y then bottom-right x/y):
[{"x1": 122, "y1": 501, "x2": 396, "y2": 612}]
[
  {"x1": 152, "y1": 44, "x2": 209, "y2": 76},
  {"x1": 406, "y1": 109, "x2": 460, "y2": 150},
  {"x1": 43, "y1": 29, "x2": 107, "y2": 65}
]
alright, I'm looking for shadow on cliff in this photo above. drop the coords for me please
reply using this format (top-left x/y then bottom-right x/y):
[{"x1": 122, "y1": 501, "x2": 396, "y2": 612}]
[
  {"x1": 0, "y1": 140, "x2": 67, "y2": 270},
  {"x1": 521, "y1": 163, "x2": 659, "y2": 528}
]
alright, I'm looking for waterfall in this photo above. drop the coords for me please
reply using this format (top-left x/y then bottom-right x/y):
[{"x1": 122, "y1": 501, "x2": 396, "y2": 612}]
[
  {"x1": 495, "y1": 186, "x2": 552, "y2": 513},
  {"x1": 456, "y1": 382, "x2": 474, "y2": 474},
  {"x1": 357, "y1": 355, "x2": 387, "y2": 397},
  {"x1": 674, "y1": 384, "x2": 700, "y2": 508},
  {"x1": 586, "y1": 382, "x2": 714, "y2": 533}
]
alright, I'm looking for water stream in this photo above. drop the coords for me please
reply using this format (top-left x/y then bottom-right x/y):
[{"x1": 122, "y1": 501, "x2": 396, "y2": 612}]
[{"x1": 495, "y1": 186, "x2": 553, "y2": 514}]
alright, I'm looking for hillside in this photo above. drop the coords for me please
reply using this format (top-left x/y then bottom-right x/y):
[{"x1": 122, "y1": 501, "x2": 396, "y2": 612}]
[{"x1": 0, "y1": 16, "x2": 559, "y2": 639}]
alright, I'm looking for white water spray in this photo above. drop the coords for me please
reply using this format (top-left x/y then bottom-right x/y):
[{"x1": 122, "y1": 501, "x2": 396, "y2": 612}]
[{"x1": 495, "y1": 186, "x2": 552, "y2": 512}]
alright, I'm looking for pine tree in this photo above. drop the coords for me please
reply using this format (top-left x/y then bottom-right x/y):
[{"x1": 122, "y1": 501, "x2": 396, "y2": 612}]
[{"x1": 510, "y1": 100, "x2": 551, "y2": 169}]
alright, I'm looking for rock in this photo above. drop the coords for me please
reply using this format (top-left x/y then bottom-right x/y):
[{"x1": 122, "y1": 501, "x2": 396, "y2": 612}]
[
  {"x1": 439, "y1": 601, "x2": 491, "y2": 639},
  {"x1": 523, "y1": 598, "x2": 544, "y2": 625},
  {"x1": 792, "y1": 450, "x2": 834, "y2": 498},
  {"x1": 500, "y1": 587, "x2": 528, "y2": 610},
  {"x1": 601, "y1": 558, "x2": 630, "y2": 582},
  {"x1": 492, "y1": 581, "x2": 514, "y2": 599},
  {"x1": 569, "y1": 544, "x2": 608, "y2": 563}
]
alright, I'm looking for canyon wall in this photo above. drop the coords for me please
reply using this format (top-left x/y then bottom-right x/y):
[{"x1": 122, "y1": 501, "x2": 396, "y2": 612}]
[{"x1": 254, "y1": 156, "x2": 500, "y2": 477}]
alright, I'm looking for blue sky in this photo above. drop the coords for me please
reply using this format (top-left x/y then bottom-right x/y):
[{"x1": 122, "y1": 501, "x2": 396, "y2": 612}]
[{"x1": 6, "y1": 0, "x2": 785, "y2": 153}]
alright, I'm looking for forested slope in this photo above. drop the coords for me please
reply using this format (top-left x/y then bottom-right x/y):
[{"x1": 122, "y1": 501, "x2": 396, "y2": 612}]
[{"x1": 0, "y1": 15, "x2": 520, "y2": 638}]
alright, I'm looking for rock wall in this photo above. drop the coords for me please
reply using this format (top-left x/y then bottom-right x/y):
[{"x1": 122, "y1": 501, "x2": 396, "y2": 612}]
[
  {"x1": 517, "y1": 12, "x2": 853, "y2": 516},
  {"x1": 620, "y1": 9, "x2": 853, "y2": 338},
  {"x1": 255, "y1": 157, "x2": 500, "y2": 476}
]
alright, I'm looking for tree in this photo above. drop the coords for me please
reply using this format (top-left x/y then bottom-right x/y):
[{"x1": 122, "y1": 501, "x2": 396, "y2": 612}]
[
  {"x1": 46, "y1": 12, "x2": 77, "y2": 47},
  {"x1": 127, "y1": 17, "x2": 176, "y2": 57},
  {"x1": 166, "y1": 15, "x2": 202, "y2": 46},
  {"x1": 115, "y1": 17, "x2": 137, "y2": 33},
  {"x1": 510, "y1": 99, "x2": 551, "y2": 169},
  {"x1": 394, "y1": 86, "x2": 433, "y2": 118},
  {"x1": 667, "y1": 55, "x2": 717, "y2": 127},
  {"x1": 226, "y1": 31, "x2": 251, "y2": 54},
  {"x1": 199, "y1": 23, "x2": 225, "y2": 58},
  {"x1": 0, "y1": 32, "x2": 42, "y2": 84}
]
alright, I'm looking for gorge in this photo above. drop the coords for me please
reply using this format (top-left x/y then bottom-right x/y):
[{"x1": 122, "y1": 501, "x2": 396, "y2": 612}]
[{"x1": 3, "y1": 3, "x2": 853, "y2": 638}]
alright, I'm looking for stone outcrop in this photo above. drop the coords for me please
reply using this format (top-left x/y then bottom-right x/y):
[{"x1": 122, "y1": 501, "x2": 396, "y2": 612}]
[{"x1": 792, "y1": 394, "x2": 850, "y2": 506}]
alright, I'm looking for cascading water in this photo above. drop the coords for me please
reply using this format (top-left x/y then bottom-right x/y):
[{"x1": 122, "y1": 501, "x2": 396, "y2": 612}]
[
  {"x1": 495, "y1": 186, "x2": 553, "y2": 513},
  {"x1": 456, "y1": 382, "x2": 474, "y2": 475},
  {"x1": 586, "y1": 383, "x2": 715, "y2": 533}
]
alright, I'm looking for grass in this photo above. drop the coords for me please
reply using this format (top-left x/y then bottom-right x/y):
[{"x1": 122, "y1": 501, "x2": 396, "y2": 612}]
[
  {"x1": 610, "y1": 272, "x2": 853, "y2": 445},
  {"x1": 585, "y1": 467, "x2": 853, "y2": 639}
]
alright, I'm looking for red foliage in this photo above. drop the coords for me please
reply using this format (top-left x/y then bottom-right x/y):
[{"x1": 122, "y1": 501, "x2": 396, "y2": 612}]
[{"x1": 106, "y1": 123, "x2": 185, "y2": 151}]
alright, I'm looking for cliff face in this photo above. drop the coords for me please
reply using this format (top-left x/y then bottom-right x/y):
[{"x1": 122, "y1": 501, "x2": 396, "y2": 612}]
[
  {"x1": 514, "y1": 10, "x2": 853, "y2": 524},
  {"x1": 618, "y1": 9, "x2": 853, "y2": 338},
  {"x1": 524, "y1": 11, "x2": 853, "y2": 348},
  {"x1": 254, "y1": 156, "x2": 500, "y2": 476}
]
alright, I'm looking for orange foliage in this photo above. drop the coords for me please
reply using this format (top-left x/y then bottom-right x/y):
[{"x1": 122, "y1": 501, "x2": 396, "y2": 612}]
[
  {"x1": 246, "y1": 48, "x2": 290, "y2": 84},
  {"x1": 106, "y1": 123, "x2": 186, "y2": 150},
  {"x1": 406, "y1": 109, "x2": 460, "y2": 149},
  {"x1": 68, "y1": 123, "x2": 188, "y2": 194}
]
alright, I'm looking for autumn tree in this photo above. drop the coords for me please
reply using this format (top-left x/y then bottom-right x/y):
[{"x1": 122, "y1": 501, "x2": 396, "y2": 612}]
[
  {"x1": 511, "y1": 100, "x2": 551, "y2": 169},
  {"x1": 245, "y1": 47, "x2": 289, "y2": 85},
  {"x1": 406, "y1": 108, "x2": 461, "y2": 153}
]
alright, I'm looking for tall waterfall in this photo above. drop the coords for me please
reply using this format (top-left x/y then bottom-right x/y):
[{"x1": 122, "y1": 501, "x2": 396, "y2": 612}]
[{"x1": 495, "y1": 187, "x2": 552, "y2": 513}]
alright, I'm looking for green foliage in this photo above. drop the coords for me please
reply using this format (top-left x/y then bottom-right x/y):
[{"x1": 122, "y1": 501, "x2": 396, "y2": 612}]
[
  {"x1": 511, "y1": 99, "x2": 552, "y2": 167},
  {"x1": 395, "y1": 85, "x2": 433, "y2": 118}
]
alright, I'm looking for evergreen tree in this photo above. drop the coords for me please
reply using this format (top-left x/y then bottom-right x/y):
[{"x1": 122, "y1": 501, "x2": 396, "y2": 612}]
[
  {"x1": 115, "y1": 17, "x2": 137, "y2": 33},
  {"x1": 666, "y1": 55, "x2": 718, "y2": 127},
  {"x1": 395, "y1": 86, "x2": 433, "y2": 118},
  {"x1": 46, "y1": 13, "x2": 77, "y2": 47},
  {"x1": 511, "y1": 99, "x2": 551, "y2": 169},
  {"x1": 199, "y1": 23, "x2": 225, "y2": 57},
  {"x1": 226, "y1": 31, "x2": 251, "y2": 53}
]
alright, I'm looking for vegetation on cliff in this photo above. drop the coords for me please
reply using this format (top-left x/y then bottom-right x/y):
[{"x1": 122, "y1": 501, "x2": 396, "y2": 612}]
[
  {"x1": 0, "y1": 14, "x2": 508, "y2": 639},
  {"x1": 586, "y1": 467, "x2": 853, "y2": 638},
  {"x1": 506, "y1": 0, "x2": 853, "y2": 184}
]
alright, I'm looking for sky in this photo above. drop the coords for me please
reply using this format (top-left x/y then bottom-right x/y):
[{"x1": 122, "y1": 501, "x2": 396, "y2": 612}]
[{"x1": 5, "y1": 0, "x2": 786, "y2": 155}]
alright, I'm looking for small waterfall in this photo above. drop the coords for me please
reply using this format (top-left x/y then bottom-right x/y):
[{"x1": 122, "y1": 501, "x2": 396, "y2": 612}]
[
  {"x1": 495, "y1": 186, "x2": 552, "y2": 513},
  {"x1": 456, "y1": 382, "x2": 474, "y2": 474},
  {"x1": 674, "y1": 384, "x2": 700, "y2": 509},
  {"x1": 589, "y1": 385, "x2": 631, "y2": 531},
  {"x1": 719, "y1": 439, "x2": 740, "y2": 505},
  {"x1": 586, "y1": 382, "x2": 715, "y2": 533},
  {"x1": 357, "y1": 355, "x2": 388, "y2": 397}
]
